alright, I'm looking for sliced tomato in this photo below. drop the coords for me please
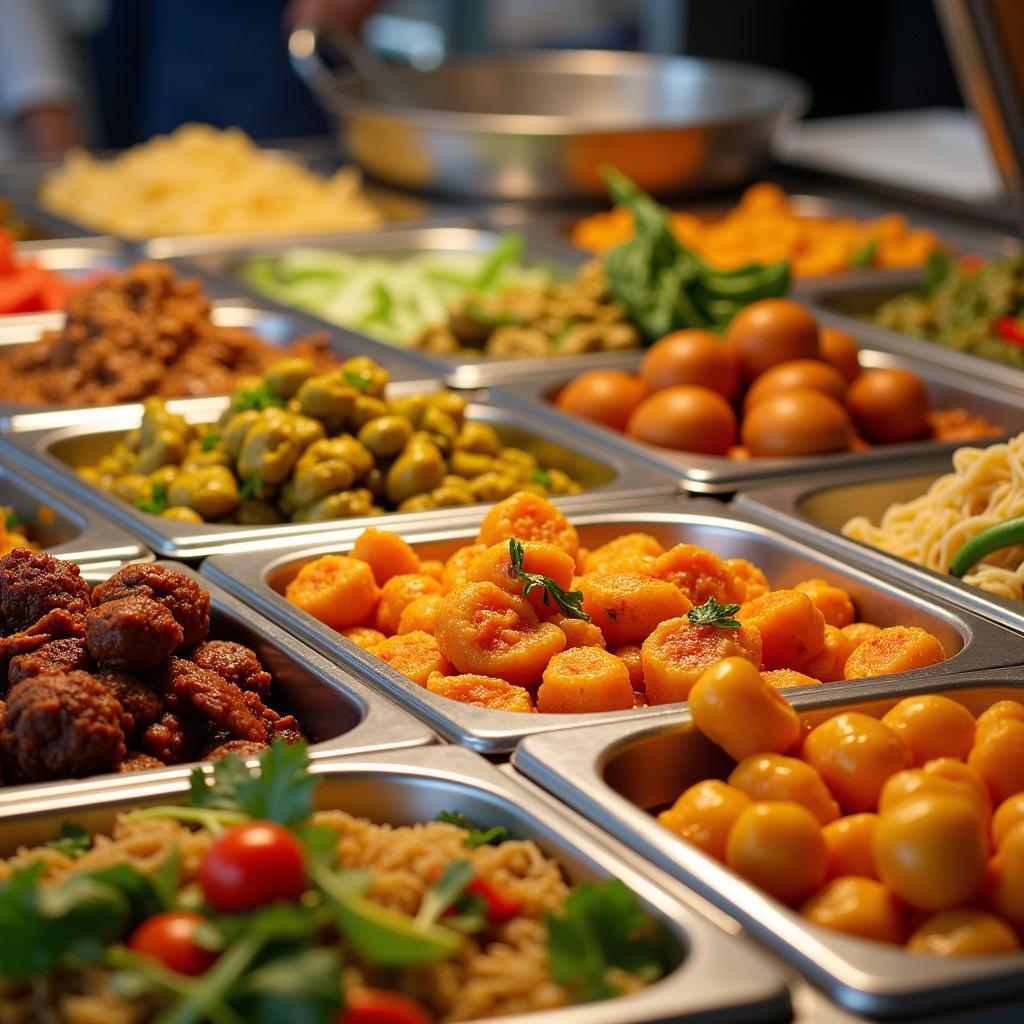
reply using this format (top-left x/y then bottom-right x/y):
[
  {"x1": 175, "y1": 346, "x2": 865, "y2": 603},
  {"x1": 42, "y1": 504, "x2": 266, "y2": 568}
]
[
  {"x1": 339, "y1": 987, "x2": 434, "y2": 1024},
  {"x1": 995, "y1": 316, "x2": 1024, "y2": 348},
  {"x1": 464, "y1": 875, "x2": 523, "y2": 924},
  {"x1": 0, "y1": 266, "x2": 51, "y2": 314}
]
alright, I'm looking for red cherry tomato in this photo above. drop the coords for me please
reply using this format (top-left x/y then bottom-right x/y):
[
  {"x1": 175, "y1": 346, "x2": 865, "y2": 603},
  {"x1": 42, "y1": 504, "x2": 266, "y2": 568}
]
[
  {"x1": 338, "y1": 987, "x2": 434, "y2": 1024},
  {"x1": 198, "y1": 821, "x2": 307, "y2": 913},
  {"x1": 129, "y1": 910, "x2": 217, "y2": 976},
  {"x1": 464, "y1": 876, "x2": 523, "y2": 924}
]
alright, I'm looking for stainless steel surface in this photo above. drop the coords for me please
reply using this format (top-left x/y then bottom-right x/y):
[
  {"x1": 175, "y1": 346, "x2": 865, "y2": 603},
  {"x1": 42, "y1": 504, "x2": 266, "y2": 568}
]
[
  {"x1": 0, "y1": 559, "x2": 435, "y2": 808},
  {"x1": 798, "y1": 268, "x2": 1024, "y2": 392},
  {"x1": 290, "y1": 43, "x2": 808, "y2": 200},
  {"x1": 0, "y1": 297, "x2": 440, "y2": 426},
  {"x1": 200, "y1": 497, "x2": 1021, "y2": 754},
  {"x1": 497, "y1": 344, "x2": 1024, "y2": 494},
  {"x1": 0, "y1": 745, "x2": 792, "y2": 1024},
  {"x1": 0, "y1": 383, "x2": 676, "y2": 560},
  {"x1": 734, "y1": 456, "x2": 1024, "y2": 637},
  {"x1": 514, "y1": 673, "x2": 1024, "y2": 1017},
  {"x1": 0, "y1": 453, "x2": 148, "y2": 570}
]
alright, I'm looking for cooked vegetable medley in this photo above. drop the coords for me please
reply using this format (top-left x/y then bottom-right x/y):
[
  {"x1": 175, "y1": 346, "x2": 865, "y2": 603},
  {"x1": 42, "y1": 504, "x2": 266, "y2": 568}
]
[
  {"x1": 284, "y1": 492, "x2": 947, "y2": 713},
  {"x1": 0, "y1": 742, "x2": 674, "y2": 1022},
  {"x1": 77, "y1": 358, "x2": 582, "y2": 525},
  {"x1": 661, "y1": 663, "x2": 1024, "y2": 956}
]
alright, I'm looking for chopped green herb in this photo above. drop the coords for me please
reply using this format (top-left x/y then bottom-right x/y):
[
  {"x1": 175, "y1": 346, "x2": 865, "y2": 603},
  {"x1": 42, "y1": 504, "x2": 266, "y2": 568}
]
[
  {"x1": 687, "y1": 595, "x2": 742, "y2": 629},
  {"x1": 44, "y1": 822, "x2": 91, "y2": 860},
  {"x1": 529, "y1": 468, "x2": 551, "y2": 488},
  {"x1": 230, "y1": 381, "x2": 286, "y2": 413},
  {"x1": 851, "y1": 236, "x2": 879, "y2": 268},
  {"x1": 201, "y1": 432, "x2": 223, "y2": 452},
  {"x1": 436, "y1": 811, "x2": 511, "y2": 849},
  {"x1": 3, "y1": 509, "x2": 20, "y2": 531},
  {"x1": 415, "y1": 860, "x2": 474, "y2": 928},
  {"x1": 239, "y1": 476, "x2": 264, "y2": 502},
  {"x1": 136, "y1": 481, "x2": 168, "y2": 515},
  {"x1": 922, "y1": 248, "x2": 953, "y2": 296},
  {"x1": 344, "y1": 369, "x2": 373, "y2": 391},
  {"x1": 509, "y1": 538, "x2": 589, "y2": 621}
]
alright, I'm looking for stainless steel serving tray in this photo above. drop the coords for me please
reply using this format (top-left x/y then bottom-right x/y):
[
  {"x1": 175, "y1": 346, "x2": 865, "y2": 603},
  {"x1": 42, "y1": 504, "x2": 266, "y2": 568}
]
[
  {"x1": 797, "y1": 267, "x2": 1024, "y2": 393},
  {"x1": 0, "y1": 296, "x2": 442, "y2": 427},
  {"x1": 734, "y1": 455, "x2": 1024, "y2": 638},
  {"x1": 0, "y1": 559, "x2": 435, "y2": 808},
  {"x1": 0, "y1": 744, "x2": 791, "y2": 1024},
  {"x1": 0, "y1": 453, "x2": 148, "y2": 571},
  {"x1": 514, "y1": 673, "x2": 1024, "y2": 1018},
  {"x1": 169, "y1": 222, "x2": 647, "y2": 390},
  {"x1": 200, "y1": 497, "x2": 1023, "y2": 755},
  {"x1": 0, "y1": 383, "x2": 677, "y2": 560},
  {"x1": 497, "y1": 345, "x2": 1024, "y2": 494}
]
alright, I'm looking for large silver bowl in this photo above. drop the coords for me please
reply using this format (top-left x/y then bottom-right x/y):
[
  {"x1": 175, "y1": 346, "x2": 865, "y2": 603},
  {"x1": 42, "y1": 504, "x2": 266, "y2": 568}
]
[{"x1": 290, "y1": 39, "x2": 808, "y2": 200}]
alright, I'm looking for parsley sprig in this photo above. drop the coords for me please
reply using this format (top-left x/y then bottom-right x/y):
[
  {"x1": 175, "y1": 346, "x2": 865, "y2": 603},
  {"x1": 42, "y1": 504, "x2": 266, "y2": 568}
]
[
  {"x1": 687, "y1": 595, "x2": 742, "y2": 630},
  {"x1": 3, "y1": 508, "x2": 20, "y2": 531},
  {"x1": 436, "y1": 811, "x2": 510, "y2": 849},
  {"x1": 230, "y1": 381, "x2": 285, "y2": 413},
  {"x1": 45, "y1": 822, "x2": 92, "y2": 859},
  {"x1": 239, "y1": 476, "x2": 264, "y2": 502},
  {"x1": 508, "y1": 538, "x2": 589, "y2": 621},
  {"x1": 201, "y1": 432, "x2": 223, "y2": 452},
  {"x1": 136, "y1": 480, "x2": 168, "y2": 515},
  {"x1": 343, "y1": 369, "x2": 373, "y2": 391}
]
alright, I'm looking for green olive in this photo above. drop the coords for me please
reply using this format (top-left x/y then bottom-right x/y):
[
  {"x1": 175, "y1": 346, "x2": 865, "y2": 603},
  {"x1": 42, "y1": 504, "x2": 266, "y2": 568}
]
[
  {"x1": 283, "y1": 412, "x2": 327, "y2": 451},
  {"x1": 134, "y1": 428, "x2": 188, "y2": 474},
  {"x1": 340, "y1": 356, "x2": 389, "y2": 399},
  {"x1": 110, "y1": 473, "x2": 154, "y2": 505},
  {"x1": 468, "y1": 471, "x2": 519, "y2": 502},
  {"x1": 77, "y1": 466, "x2": 103, "y2": 485},
  {"x1": 237, "y1": 409, "x2": 301, "y2": 485},
  {"x1": 123, "y1": 429, "x2": 142, "y2": 453},
  {"x1": 221, "y1": 410, "x2": 261, "y2": 460},
  {"x1": 397, "y1": 493, "x2": 439, "y2": 513},
  {"x1": 545, "y1": 468, "x2": 581, "y2": 495},
  {"x1": 420, "y1": 406, "x2": 458, "y2": 442},
  {"x1": 139, "y1": 397, "x2": 190, "y2": 446},
  {"x1": 349, "y1": 394, "x2": 389, "y2": 431},
  {"x1": 280, "y1": 443, "x2": 357, "y2": 509},
  {"x1": 449, "y1": 450, "x2": 495, "y2": 478},
  {"x1": 362, "y1": 466, "x2": 387, "y2": 502},
  {"x1": 167, "y1": 465, "x2": 240, "y2": 520},
  {"x1": 265, "y1": 357, "x2": 316, "y2": 399},
  {"x1": 96, "y1": 452, "x2": 130, "y2": 478},
  {"x1": 388, "y1": 394, "x2": 428, "y2": 427},
  {"x1": 452, "y1": 421, "x2": 501, "y2": 456},
  {"x1": 180, "y1": 439, "x2": 231, "y2": 471},
  {"x1": 427, "y1": 391, "x2": 467, "y2": 425},
  {"x1": 237, "y1": 500, "x2": 284, "y2": 525},
  {"x1": 150, "y1": 465, "x2": 178, "y2": 489},
  {"x1": 357, "y1": 415, "x2": 413, "y2": 458},
  {"x1": 409, "y1": 428, "x2": 452, "y2": 457},
  {"x1": 497, "y1": 448, "x2": 538, "y2": 474},
  {"x1": 291, "y1": 489, "x2": 374, "y2": 522},
  {"x1": 326, "y1": 435, "x2": 374, "y2": 479},
  {"x1": 386, "y1": 440, "x2": 445, "y2": 505},
  {"x1": 160, "y1": 506, "x2": 204, "y2": 524},
  {"x1": 430, "y1": 482, "x2": 476, "y2": 507},
  {"x1": 296, "y1": 372, "x2": 358, "y2": 428}
]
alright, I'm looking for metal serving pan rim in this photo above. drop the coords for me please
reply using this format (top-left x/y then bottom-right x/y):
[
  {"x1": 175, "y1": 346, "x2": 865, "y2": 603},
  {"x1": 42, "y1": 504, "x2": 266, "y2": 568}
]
[
  {"x1": 0, "y1": 385, "x2": 677, "y2": 559},
  {"x1": 0, "y1": 743, "x2": 790, "y2": 1024},
  {"x1": 513, "y1": 670, "x2": 1024, "y2": 1017},
  {"x1": 734, "y1": 455, "x2": 1024, "y2": 637},
  {"x1": 494, "y1": 346, "x2": 1024, "y2": 493},
  {"x1": 200, "y1": 496, "x2": 1021, "y2": 755},
  {"x1": 0, "y1": 558, "x2": 435, "y2": 809}
]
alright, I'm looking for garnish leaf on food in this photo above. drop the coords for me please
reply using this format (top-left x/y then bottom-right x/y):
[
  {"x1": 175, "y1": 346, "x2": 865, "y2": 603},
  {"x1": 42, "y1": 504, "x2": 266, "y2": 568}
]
[
  {"x1": 687, "y1": 595, "x2": 742, "y2": 630},
  {"x1": 530, "y1": 468, "x2": 551, "y2": 487},
  {"x1": 3, "y1": 508, "x2": 20, "y2": 531},
  {"x1": 851, "y1": 236, "x2": 879, "y2": 268},
  {"x1": 234, "y1": 947, "x2": 344, "y2": 1024},
  {"x1": 922, "y1": 248, "x2": 953, "y2": 295},
  {"x1": 344, "y1": 369, "x2": 372, "y2": 391},
  {"x1": 238, "y1": 476, "x2": 264, "y2": 502},
  {"x1": 436, "y1": 810, "x2": 511, "y2": 849},
  {"x1": 415, "y1": 860, "x2": 474, "y2": 928},
  {"x1": 45, "y1": 822, "x2": 91, "y2": 859},
  {"x1": 201, "y1": 432, "x2": 222, "y2": 452},
  {"x1": 230, "y1": 381, "x2": 286, "y2": 413},
  {"x1": 546, "y1": 879, "x2": 672, "y2": 1002},
  {"x1": 136, "y1": 480, "x2": 168, "y2": 515},
  {"x1": 509, "y1": 538, "x2": 590, "y2": 621},
  {"x1": 463, "y1": 303, "x2": 525, "y2": 328}
]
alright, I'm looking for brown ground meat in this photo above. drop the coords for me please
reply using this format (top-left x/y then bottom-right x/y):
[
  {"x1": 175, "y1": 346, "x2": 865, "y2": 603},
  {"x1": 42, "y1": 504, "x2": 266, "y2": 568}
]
[
  {"x1": 2, "y1": 671, "x2": 125, "y2": 781},
  {"x1": 96, "y1": 671, "x2": 161, "y2": 741},
  {"x1": 0, "y1": 549, "x2": 90, "y2": 635},
  {"x1": 0, "y1": 261, "x2": 334, "y2": 406},
  {"x1": 86, "y1": 596, "x2": 183, "y2": 672},
  {"x1": 93, "y1": 564, "x2": 209, "y2": 649},
  {"x1": 172, "y1": 668, "x2": 268, "y2": 743},
  {"x1": 8, "y1": 637, "x2": 89, "y2": 687},
  {"x1": 189, "y1": 641, "x2": 272, "y2": 697},
  {"x1": 139, "y1": 710, "x2": 200, "y2": 764},
  {"x1": 118, "y1": 751, "x2": 166, "y2": 773},
  {"x1": 202, "y1": 739, "x2": 271, "y2": 761}
]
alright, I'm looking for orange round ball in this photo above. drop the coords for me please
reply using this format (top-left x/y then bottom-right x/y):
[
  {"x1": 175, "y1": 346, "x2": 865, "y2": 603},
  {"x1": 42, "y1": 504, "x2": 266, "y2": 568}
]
[
  {"x1": 627, "y1": 386, "x2": 738, "y2": 455},
  {"x1": 819, "y1": 326, "x2": 861, "y2": 382},
  {"x1": 744, "y1": 358, "x2": 848, "y2": 412},
  {"x1": 740, "y1": 389, "x2": 852, "y2": 457},
  {"x1": 726, "y1": 299, "x2": 821, "y2": 381},
  {"x1": 641, "y1": 329, "x2": 742, "y2": 401},
  {"x1": 555, "y1": 370, "x2": 646, "y2": 432},
  {"x1": 846, "y1": 369, "x2": 931, "y2": 444}
]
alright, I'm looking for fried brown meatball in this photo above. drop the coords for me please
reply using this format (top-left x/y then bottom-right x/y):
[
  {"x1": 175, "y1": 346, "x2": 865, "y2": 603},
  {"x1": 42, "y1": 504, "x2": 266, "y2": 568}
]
[
  {"x1": 2, "y1": 671, "x2": 125, "y2": 782},
  {"x1": 92, "y1": 564, "x2": 209, "y2": 648},
  {"x1": 8, "y1": 637, "x2": 89, "y2": 688},
  {"x1": 139, "y1": 710, "x2": 200, "y2": 764},
  {"x1": 0, "y1": 549, "x2": 90, "y2": 635},
  {"x1": 96, "y1": 671, "x2": 161, "y2": 741},
  {"x1": 86, "y1": 596, "x2": 183, "y2": 672},
  {"x1": 174, "y1": 668, "x2": 268, "y2": 743},
  {"x1": 202, "y1": 739, "x2": 270, "y2": 762},
  {"x1": 117, "y1": 751, "x2": 166, "y2": 773},
  {"x1": 189, "y1": 641, "x2": 272, "y2": 697}
]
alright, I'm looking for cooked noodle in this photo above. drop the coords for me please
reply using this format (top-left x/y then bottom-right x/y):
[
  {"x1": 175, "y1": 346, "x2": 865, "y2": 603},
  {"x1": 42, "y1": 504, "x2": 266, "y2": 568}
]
[{"x1": 842, "y1": 433, "x2": 1024, "y2": 600}]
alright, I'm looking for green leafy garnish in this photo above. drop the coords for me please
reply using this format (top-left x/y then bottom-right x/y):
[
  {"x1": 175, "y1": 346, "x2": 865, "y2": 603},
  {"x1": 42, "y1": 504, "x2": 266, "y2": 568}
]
[
  {"x1": 463, "y1": 303, "x2": 525, "y2": 328},
  {"x1": 136, "y1": 480, "x2": 168, "y2": 515},
  {"x1": 239, "y1": 476, "x2": 264, "y2": 502},
  {"x1": 923, "y1": 248, "x2": 953, "y2": 295},
  {"x1": 230, "y1": 381, "x2": 286, "y2": 413},
  {"x1": 415, "y1": 860, "x2": 474, "y2": 928},
  {"x1": 201, "y1": 432, "x2": 222, "y2": 452},
  {"x1": 509, "y1": 538, "x2": 589, "y2": 621},
  {"x1": 546, "y1": 879, "x2": 674, "y2": 1002},
  {"x1": 436, "y1": 810, "x2": 511, "y2": 849},
  {"x1": 851, "y1": 236, "x2": 879, "y2": 268},
  {"x1": 344, "y1": 369, "x2": 373, "y2": 391},
  {"x1": 44, "y1": 822, "x2": 91, "y2": 859},
  {"x1": 686, "y1": 595, "x2": 742, "y2": 629},
  {"x1": 530, "y1": 468, "x2": 551, "y2": 488},
  {"x1": 3, "y1": 508, "x2": 20, "y2": 531}
]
